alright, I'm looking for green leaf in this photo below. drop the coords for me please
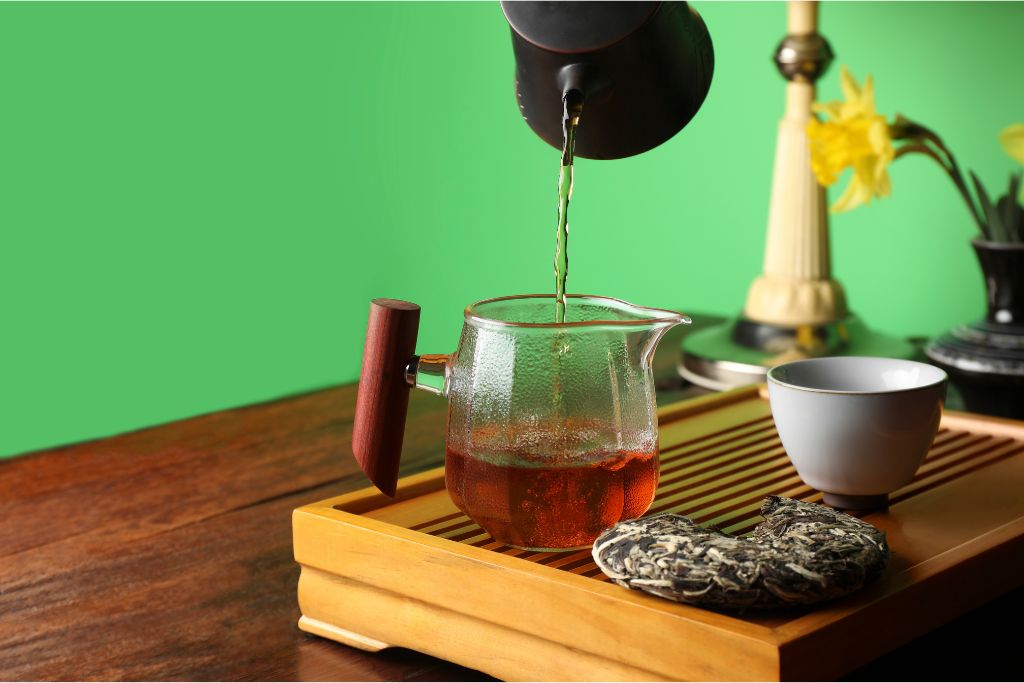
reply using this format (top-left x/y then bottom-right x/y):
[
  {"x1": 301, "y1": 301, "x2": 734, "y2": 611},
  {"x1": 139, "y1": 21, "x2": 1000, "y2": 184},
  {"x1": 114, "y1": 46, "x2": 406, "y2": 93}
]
[{"x1": 971, "y1": 171, "x2": 1008, "y2": 242}]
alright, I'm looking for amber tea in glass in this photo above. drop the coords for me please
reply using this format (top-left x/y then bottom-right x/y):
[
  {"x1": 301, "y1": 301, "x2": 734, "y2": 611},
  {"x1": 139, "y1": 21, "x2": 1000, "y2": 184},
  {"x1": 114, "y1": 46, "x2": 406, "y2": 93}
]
[{"x1": 446, "y1": 422, "x2": 659, "y2": 550}]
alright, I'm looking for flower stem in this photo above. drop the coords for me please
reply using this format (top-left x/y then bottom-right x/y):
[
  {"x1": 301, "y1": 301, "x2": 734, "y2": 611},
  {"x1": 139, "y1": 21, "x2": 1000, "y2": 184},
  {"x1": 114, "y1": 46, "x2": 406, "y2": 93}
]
[
  {"x1": 893, "y1": 121, "x2": 987, "y2": 236},
  {"x1": 894, "y1": 142, "x2": 949, "y2": 170}
]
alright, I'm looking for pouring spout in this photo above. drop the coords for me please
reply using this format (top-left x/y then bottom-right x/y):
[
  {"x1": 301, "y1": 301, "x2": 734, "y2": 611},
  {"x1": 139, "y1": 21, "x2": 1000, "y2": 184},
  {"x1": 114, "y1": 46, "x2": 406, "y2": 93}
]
[
  {"x1": 638, "y1": 313, "x2": 691, "y2": 367},
  {"x1": 577, "y1": 296, "x2": 690, "y2": 329},
  {"x1": 600, "y1": 300, "x2": 691, "y2": 366}
]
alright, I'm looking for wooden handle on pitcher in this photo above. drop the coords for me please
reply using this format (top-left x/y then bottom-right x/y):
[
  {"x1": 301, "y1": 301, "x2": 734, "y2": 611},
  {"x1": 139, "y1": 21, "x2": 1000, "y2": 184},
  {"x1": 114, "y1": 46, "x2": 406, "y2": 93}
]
[{"x1": 353, "y1": 298, "x2": 420, "y2": 497}]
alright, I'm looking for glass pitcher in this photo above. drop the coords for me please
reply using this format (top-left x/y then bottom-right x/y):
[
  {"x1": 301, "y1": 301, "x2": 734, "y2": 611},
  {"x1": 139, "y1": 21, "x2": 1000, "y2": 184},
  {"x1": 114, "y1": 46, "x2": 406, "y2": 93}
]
[{"x1": 352, "y1": 294, "x2": 689, "y2": 551}]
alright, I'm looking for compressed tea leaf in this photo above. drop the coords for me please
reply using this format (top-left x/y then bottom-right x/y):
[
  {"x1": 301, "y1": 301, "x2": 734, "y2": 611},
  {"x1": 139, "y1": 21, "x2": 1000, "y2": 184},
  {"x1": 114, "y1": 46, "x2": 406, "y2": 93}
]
[{"x1": 591, "y1": 496, "x2": 890, "y2": 609}]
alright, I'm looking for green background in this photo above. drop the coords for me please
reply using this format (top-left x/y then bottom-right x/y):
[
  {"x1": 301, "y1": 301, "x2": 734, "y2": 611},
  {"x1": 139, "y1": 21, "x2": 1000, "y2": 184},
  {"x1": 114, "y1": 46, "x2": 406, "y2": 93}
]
[{"x1": 1, "y1": 2, "x2": 1021, "y2": 458}]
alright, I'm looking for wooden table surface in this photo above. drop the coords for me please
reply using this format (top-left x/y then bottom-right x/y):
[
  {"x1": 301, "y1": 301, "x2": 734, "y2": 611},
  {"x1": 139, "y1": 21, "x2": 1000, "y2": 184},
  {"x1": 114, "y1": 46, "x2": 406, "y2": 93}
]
[{"x1": 1, "y1": 317, "x2": 1020, "y2": 681}]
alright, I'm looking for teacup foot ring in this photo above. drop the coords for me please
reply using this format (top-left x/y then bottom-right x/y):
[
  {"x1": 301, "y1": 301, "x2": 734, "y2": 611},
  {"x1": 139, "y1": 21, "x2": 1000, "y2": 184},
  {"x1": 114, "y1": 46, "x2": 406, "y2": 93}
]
[{"x1": 822, "y1": 492, "x2": 889, "y2": 511}]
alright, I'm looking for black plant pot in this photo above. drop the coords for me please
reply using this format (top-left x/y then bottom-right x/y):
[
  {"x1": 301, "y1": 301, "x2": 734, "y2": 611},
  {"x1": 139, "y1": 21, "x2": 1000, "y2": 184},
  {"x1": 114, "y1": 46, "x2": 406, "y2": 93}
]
[{"x1": 926, "y1": 239, "x2": 1024, "y2": 419}]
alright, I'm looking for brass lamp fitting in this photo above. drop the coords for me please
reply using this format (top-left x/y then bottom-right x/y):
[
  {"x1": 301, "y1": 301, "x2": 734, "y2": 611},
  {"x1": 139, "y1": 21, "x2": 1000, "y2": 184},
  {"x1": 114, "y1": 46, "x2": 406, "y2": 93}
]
[{"x1": 774, "y1": 33, "x2": 833, "y2": 83}]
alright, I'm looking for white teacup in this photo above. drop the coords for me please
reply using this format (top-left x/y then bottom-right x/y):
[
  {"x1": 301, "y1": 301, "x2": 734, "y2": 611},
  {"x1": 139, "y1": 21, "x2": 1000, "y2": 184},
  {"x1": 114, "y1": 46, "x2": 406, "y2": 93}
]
[{"x1": 767, "y1": 357, "x2": 948, "y2": 510}]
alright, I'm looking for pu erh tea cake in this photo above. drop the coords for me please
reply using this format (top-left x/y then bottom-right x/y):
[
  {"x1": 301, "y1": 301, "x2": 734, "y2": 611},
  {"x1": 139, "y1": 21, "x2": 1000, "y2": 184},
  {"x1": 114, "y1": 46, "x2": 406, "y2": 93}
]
[{"x1": 592, "y1": 496, "x2": 890, "y2": 609}]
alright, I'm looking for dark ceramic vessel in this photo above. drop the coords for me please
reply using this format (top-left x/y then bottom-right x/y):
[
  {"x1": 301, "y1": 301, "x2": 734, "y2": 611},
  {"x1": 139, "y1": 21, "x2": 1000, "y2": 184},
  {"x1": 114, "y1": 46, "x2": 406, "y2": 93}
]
[
  {"x1": 501, "y1": 1, "x2": 713, "y2": 160},
  {"x1": 925, "y1": 240, "x2": 1024, "y2": 419}
]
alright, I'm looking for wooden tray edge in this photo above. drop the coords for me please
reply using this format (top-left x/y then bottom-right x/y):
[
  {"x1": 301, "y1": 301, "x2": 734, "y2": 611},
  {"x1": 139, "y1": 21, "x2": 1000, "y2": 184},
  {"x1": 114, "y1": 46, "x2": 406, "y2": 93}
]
[
  {"x1": 295, "y1": 564, "x2": 693, "y2": 681},
  {"x1": 293, "y1": 502, "x2": 780, "y2": 640},
  {"x1": 776, "y1": 516, "x2": 1024, "y2": 679},
  {"x1": 293, "y1": 511, "x2": 783, "y2": 681}
]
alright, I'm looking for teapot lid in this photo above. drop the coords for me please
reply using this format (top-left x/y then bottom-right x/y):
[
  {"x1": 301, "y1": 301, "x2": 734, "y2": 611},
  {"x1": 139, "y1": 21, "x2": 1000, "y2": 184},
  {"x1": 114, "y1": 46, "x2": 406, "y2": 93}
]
[{"x1": 500, "y1": 1, "x2": 660, "y2": 54}]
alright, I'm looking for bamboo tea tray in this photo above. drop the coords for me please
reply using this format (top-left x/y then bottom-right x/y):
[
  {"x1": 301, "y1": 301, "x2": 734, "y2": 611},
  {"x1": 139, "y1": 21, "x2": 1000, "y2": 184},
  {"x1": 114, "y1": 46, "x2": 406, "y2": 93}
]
[{"x1": 293, "y1": 386, "x2": 1024, "y2": 681}]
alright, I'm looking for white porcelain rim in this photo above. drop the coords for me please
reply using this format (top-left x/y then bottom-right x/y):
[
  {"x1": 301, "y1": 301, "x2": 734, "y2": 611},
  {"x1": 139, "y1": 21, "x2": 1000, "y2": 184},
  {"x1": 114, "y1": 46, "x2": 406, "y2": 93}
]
[{"x1": 767, "y1": 356, "x2": 948, "y2": 396}]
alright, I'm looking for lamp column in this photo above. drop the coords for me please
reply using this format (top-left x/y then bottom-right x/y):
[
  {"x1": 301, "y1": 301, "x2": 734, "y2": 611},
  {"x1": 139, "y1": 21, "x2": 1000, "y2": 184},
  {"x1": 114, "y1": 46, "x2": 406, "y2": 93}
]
[
  {"x1": 744, "y1": 1, "x2": 845, "y2": 327},
  {"x1": 679, "y1": 0, "x2": 915, "y2": 390}
]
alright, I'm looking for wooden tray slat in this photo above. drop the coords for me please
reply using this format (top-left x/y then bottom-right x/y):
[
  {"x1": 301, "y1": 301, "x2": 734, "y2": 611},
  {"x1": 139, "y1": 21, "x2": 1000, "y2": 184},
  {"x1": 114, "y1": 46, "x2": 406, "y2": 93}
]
[{"x1": 293, "y1": 385, "x2": 1024, "y2": 681}]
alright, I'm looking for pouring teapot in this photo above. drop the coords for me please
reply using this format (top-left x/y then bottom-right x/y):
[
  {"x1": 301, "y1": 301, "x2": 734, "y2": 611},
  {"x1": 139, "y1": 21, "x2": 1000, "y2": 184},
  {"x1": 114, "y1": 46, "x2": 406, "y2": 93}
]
[
  {"x1": 353, "y1": 295, "x2": 689, "y2": 550},
  {"x1": 502, "y1": 1, "x2": 714, "y2": 159}
]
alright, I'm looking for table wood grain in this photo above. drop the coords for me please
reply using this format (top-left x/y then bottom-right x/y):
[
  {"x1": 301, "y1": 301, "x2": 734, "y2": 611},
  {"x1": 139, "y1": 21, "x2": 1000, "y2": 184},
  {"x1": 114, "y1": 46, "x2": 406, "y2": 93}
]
[{"x1": 1, "y1": 318, "x2": 1019, "y2": 681}]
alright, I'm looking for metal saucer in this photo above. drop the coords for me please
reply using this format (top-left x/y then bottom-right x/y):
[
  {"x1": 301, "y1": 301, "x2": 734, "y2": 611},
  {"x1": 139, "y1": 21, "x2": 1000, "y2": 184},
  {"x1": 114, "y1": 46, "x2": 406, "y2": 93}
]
[{"x1": 679, "y1": 315, "x2": 917, "y2": 391}]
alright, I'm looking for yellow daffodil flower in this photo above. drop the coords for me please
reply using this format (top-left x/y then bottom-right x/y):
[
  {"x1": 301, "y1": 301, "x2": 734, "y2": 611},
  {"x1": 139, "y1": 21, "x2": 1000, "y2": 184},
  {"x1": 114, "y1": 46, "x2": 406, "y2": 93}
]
[
  {"x1": 1002, "y1": 124, "x2": 1024, "y2": 165},
  {"x1": 807, "y1": 67, "x2": 895, "y2": 212}
]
